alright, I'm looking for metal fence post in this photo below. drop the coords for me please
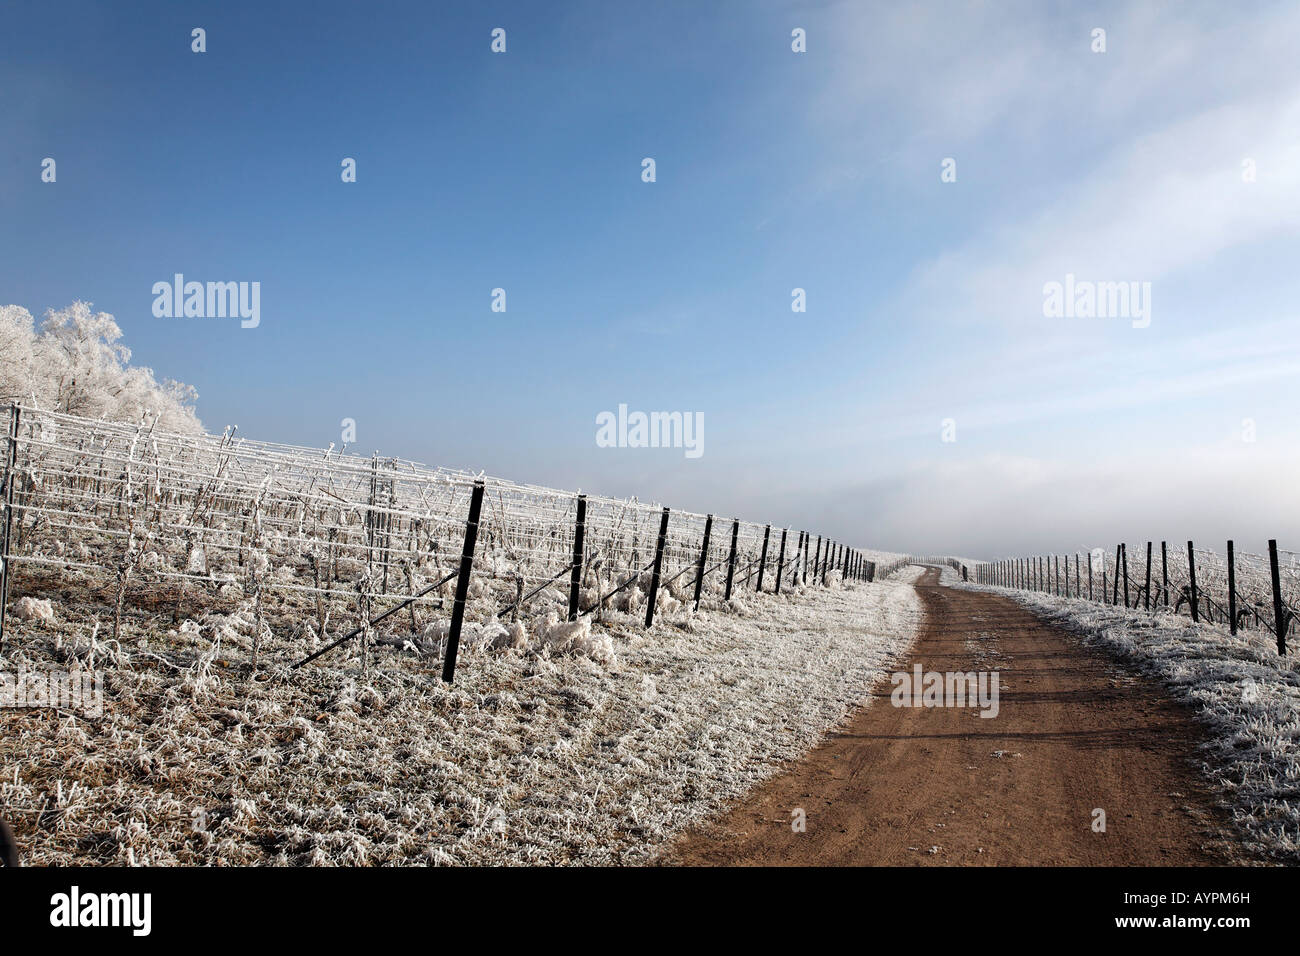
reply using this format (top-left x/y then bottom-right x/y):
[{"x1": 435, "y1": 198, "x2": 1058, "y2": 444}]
[
  {"x1": 1121, "y1": 543, "x2": 1130, "y2": 608},
  {"x1": 442, "y1": 480, "x2": 486, "y2": 683},
  {"x1": 756, "y1": 524, "x2": 771, "y2": 592},
  {"x1": 723, "y1": 519, "x2": 740, "y2": 601},
  {"x1": 567, "y1": 494, "x2": 587, "y2": 621},
  {"x1": 1161, "y1": 541, "x2": 1169, "y2": 606},
  {"x1": 0, "y1": 405, "x2": 21, "y2": 653},
  {"x1": 1227, "y1": 539, "x2": 1237, "y2": 636},
  {"x1": 1269, "y1": 539, "x2": 1289, "y2": 654},
  {"x1": 1144, "y1": 541, "x2": 1152, "y2": 611},
  {"x1": 1112, "y1": 545, "x2": 1121, "y2": 605},
  {"x1": 774, "y1": 528, "x2": 788, "y2": 595},
  {"x1": 644, "y1": 507, "x2": 671, "y2": 628},
  {"x1": 693, "y1": 514, "x2": 713, "y2": 612}
]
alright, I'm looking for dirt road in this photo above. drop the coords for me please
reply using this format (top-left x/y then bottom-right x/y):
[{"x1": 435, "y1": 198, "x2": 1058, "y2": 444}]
[{"x1": 664, "y1": 568, "x2": 1243, "y2": 865}]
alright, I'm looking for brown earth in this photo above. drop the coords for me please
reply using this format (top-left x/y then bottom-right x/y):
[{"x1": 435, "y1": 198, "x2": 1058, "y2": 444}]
[{"x1": 663, "y1": 567, "x2": 1246, "y2": 866}]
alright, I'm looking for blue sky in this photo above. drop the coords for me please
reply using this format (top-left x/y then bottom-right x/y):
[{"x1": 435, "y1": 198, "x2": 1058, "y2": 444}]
[{"x1": 4, "y1": 0, "x2": 1299, "y2": 558}]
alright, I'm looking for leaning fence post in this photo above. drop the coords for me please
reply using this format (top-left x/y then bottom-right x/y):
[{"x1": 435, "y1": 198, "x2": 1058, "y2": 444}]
[
  {"x1": 1227, "y1": 539, "x2": 1237, "y2": 636},
  {"x1": 1112, "y1": 545, "x2": 1121, "y2": 605},
  {"x1": 812, "y1": 535, "x2": 822, "y2": 583},
  {"x1": 774, "y1": 528, "x2": 787, "y2": 595},
  {"x1": 644, "y1": 507, "x2": 671, "y2": 628},
  {"x1": 567, "y1": 494, "x2": 587, "y2": 621},
  {"x1": 1186, "y1": 541, "x2": 1199, "y2": 623},
  {"x1": 442, "y1": 480, "x2": 486, "y2": 683},
  {"x1": 756, "y1": 524, "x2": 771, "y2": 592},
  {"x1": 1269, "y1": 539, "x2": 1289, "y2": 654},
  {"x1": 693, "y1": 514, "x2": 713, "y2": 612},
  {"x1": 1144, "y1": 541, "x2": 1152, "y2": 611},
  {"x1": 0, "y1": 405, "x2": 20, "y2": 653},
  {"x1": 723, "y1": 519, "x2": 740, "y2": 601}
]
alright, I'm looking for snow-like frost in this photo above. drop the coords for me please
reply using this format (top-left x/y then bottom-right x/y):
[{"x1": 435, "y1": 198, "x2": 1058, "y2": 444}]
[{"x1": 1, "y1": 577, "x2": 923, "y2": 866}]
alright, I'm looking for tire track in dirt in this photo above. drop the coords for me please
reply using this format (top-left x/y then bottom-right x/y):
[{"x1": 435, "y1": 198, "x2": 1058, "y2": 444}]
[{"x1": 663, "y1": 567, "x2": 1246, "y2": 865}]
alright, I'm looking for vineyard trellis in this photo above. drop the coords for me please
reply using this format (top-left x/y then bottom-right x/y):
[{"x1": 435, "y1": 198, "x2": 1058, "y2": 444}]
[
  {"x1": 974, "y1": 538, "x2": 1300, "y2": 654},
  {"x1": 0, "y1": 405, "x2": 881, "y2": 680}
]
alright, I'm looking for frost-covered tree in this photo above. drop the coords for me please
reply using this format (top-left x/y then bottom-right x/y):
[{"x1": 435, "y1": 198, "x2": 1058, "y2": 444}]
[{"x1": 0, "y1": 301, "x2": 202, "y2": 433}]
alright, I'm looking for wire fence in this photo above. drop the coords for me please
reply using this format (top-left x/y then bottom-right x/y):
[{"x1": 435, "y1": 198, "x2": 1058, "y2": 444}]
[
  {"x1": 0, "y1": 405, "x2": 886, "y2": 680},
  {"x1": 974, "y1": 539, "x2": 1300, "y2": 654}
]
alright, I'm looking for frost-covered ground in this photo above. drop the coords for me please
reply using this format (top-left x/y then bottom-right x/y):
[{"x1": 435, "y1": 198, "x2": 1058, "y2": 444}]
[
  {"x1": 0, "y1": 569, "x2": 923, "y2": 865},
  {"x1": 958, "y1": 576, "x2": 1300, "y2": 863}
]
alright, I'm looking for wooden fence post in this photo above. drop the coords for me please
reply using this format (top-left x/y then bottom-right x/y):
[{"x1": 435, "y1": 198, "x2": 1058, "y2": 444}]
[
  {"x1": 567, "y1": 494, "x2": 587, "y2": 621},
  {"x1": 1227, "y1": 539, "x2": 1237, "y2": 636},
  {"x1": 1269, "y1": 539, "x2": 1290, "y2": 655},
  {"x1": 756, "y1": 524, "x2": 771, "y2": 592},
  {"x1": 724, "y1": 519, "x2": 740, "y2": 601},
  {"x1": 1187, "y1": 541, "x2": 1199, "y2": 623},
  {"x1": 693, "y1": 514, "x2": 713, "y2": 612},
  {"x1": 1087, "y1": 552, "x2": 1093, "y2": 601},
  {"x1": 441, "y1": 480, "x2": 486, "y2": 683},
  {"x1": 644, "y1": 507, "x2": 671, "y2": 628}
]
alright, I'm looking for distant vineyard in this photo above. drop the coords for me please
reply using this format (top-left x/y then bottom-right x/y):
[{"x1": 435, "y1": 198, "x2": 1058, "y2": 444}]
[
  {"x1": 976, "y1": 540, "x2": 1300, "y2": 653},
  {"x1": 0, "y1": 406, "x2": 890, "y2": 678}
]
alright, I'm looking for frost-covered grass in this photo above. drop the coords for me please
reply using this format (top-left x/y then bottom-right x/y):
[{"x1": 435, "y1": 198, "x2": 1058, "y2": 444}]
[
  {"x1": 0, "y1": 572, "x2": 922, "y2": 866},
  {"x1": 960, "y1": 577, "x2": 1300, "y2": 863}
]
